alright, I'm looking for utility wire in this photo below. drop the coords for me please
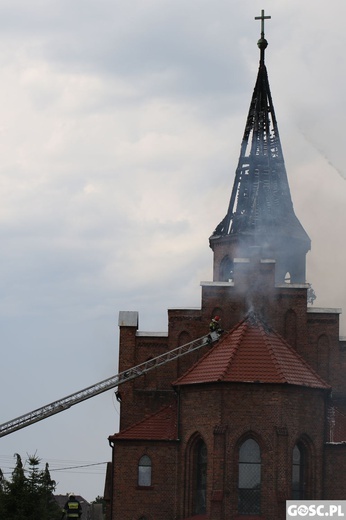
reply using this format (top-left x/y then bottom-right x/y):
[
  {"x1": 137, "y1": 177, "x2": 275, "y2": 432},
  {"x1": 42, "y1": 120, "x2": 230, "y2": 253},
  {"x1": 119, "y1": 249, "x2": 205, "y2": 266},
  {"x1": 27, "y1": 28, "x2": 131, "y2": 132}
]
[
  {"x1": 51, "y1": 461, "x2": 108, "y2": 472},
  {"x1": 0, "y1": 459, "x2": 108, "y2": 475}
]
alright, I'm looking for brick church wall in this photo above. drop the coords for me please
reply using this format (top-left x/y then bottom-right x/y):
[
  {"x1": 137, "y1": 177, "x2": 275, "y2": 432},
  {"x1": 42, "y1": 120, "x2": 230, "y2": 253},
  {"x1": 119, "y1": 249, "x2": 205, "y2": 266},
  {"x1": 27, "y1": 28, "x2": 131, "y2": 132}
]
[
  {"x1": 324, "y1": 444, "x2": 346, "y2": 498},
  {"x1": 113, "y1": 257, "x2": 346, "y2": 520},
  {"x1": 112, "y1": 441, "x2": 178, "y2": 520},
  {"x1": 176, "y1": 383, "x2": 328, "y2": 520}
]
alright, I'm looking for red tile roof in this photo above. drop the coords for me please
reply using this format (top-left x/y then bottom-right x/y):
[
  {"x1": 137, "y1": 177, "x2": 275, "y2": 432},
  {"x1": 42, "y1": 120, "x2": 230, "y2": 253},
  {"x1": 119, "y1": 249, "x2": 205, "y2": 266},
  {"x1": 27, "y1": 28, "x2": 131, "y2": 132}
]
[
  {"x1": 174, "y1": 315, "x2": 330, "y2": 389},
  {"x1": 110, "y1": 403, "x2": 178, "y2": 441}
]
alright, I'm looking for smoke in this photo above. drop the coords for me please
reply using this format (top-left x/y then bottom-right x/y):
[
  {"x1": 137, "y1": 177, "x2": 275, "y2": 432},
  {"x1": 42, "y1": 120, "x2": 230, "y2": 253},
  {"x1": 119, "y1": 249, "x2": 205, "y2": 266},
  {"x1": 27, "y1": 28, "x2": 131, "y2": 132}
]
[{"x1": 299, "y1": 128, "x2": 346, "y2": 181}]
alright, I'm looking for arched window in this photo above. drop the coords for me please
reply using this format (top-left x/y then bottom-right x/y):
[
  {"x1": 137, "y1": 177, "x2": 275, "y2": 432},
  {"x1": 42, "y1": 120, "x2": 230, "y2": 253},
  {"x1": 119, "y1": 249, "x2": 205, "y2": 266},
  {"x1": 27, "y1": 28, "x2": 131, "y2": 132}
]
[
  {"x1": 220, "y1": 255, "x2": 234, "y2": 282},
  {"x1": 138, "y1": 455, "x2": 152, "y2": 487},
  {"x1": 211, "y1": 308, "x2": 223, "y2": 324},
  {"x1": 292, "y1": 444, "x2": 306, "y2": 499},
  {"x1": 193, "y1": 440, "x2": 207, "y2": 515},
  {"x1": 238, "y1": 439, "x2": 261, "y2": 515}
]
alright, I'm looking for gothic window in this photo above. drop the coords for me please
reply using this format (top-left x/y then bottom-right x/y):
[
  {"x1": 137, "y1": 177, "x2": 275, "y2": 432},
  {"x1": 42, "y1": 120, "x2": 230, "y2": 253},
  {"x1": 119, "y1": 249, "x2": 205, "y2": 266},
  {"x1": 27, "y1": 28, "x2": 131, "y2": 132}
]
[
  {"x1": 292, "y1": 444, "x2": 306, "y2": 499},
  {"x1": 138, "y1": 455, "x2": 152, "y2": 487},
  {"x1": 193, "y1": 440, "x2": 207, "y2": 515},
  {"x1": 238, "y1": 438, "x2": 261, "y2": 515},
  {"x1": 211, "y1": 307, "x2": 223, "y2": 324},
  {"x1": 220, "y1": 255, "x2": 234, "y2": 282}
]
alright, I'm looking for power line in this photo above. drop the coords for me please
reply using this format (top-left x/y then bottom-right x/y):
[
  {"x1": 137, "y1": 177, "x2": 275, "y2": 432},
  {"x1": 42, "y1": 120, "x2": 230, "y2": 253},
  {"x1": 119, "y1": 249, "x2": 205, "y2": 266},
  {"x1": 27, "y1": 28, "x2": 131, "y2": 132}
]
[
  {"x1": 0, "y1": 457, "x2": 108, "y2": 475},
  {"x1": 51, "y1": 462, "x2": 108, "y2": 472}
]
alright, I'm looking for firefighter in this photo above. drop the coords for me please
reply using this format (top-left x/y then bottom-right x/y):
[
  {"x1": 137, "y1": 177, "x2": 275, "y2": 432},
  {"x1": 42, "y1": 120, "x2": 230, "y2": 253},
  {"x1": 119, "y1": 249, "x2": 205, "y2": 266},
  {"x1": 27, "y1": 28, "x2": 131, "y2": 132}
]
[
  {"x1": 62, "y1": 494, "x2": 82, "y2": 519},
  {"x1": 207, "y1": 316, "x2": 223, "y2": 344},
  {"x1": 209, "y1": 315, "x2": 222, "y2": 333}
]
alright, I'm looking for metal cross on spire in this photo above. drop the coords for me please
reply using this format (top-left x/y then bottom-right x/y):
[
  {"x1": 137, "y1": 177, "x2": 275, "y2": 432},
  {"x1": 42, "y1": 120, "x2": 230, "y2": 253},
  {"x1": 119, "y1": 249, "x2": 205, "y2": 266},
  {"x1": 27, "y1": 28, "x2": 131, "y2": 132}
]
[
  {"x1": 255, "y1": 9, "x2": 271, "y2": 38},
  {"x1": 255, "y1": 9, "x2": 271, "y2": 63}
]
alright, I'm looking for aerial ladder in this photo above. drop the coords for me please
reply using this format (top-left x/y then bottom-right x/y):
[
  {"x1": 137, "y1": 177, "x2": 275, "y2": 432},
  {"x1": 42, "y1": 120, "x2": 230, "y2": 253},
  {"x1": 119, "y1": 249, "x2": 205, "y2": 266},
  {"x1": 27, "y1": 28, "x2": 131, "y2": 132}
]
[{"x1": 0, "y1": 331, "x2": 221, "y2": 438}]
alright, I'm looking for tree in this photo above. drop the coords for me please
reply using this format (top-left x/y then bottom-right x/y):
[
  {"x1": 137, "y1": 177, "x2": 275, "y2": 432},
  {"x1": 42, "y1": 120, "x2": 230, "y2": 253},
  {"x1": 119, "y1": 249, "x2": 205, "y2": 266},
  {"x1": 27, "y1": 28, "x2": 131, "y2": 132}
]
[
  {"x1": 3, "y1": 453, "x2": 27, "y2": 520},
  {"x1": 0, "y1": 453, "x2": 61, "y2": 520}
]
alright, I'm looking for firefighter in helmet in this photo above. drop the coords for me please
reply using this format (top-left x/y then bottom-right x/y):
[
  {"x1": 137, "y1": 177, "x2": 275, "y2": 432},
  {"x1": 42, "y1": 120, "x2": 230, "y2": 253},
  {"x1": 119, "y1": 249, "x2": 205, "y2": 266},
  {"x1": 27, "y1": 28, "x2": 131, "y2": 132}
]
[
  {"x1": 209, "y1": 315, "x2": 222, "y2": 333},
  {"x1": 62, "y1": 494, "x2": 82, "y2": 519}
]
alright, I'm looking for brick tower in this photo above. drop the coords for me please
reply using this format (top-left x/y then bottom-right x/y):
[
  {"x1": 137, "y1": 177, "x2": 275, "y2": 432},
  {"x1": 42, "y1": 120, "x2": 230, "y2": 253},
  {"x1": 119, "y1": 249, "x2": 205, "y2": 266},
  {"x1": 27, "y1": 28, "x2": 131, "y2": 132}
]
[{"x1": 106, "y1": 12, "x2": 346, "y2": 520}]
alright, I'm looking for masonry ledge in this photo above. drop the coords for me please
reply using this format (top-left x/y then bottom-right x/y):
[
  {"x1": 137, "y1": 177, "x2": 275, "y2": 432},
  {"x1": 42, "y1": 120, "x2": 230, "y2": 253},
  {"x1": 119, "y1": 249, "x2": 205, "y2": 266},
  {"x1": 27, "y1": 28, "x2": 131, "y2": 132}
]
[
  {"x1": 168, "y1": 307, "x2": 201, "y2": 310},
  {"x1": 275, "y1": 283, "x2": 309, "y2": 289},
  {"x1": 136, "y1": 331, "x2": 168, "y2": 337},
  {"x1": 307, "y1": 307, "x2": 342, "y2": 314},
  {"x1": 200, "y1": 281, "x2": 234, "y2": 287}
]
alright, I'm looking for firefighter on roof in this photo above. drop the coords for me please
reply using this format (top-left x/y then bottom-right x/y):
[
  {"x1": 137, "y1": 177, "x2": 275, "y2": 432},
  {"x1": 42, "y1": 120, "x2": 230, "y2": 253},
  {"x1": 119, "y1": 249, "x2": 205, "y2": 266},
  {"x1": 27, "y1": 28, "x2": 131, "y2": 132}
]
[
  {"x1": 62, "y1": 494, "x2": 82, "y2": 519},
  {"x1": 209, "y1": 315, "x2": 222, "y2": 332}
]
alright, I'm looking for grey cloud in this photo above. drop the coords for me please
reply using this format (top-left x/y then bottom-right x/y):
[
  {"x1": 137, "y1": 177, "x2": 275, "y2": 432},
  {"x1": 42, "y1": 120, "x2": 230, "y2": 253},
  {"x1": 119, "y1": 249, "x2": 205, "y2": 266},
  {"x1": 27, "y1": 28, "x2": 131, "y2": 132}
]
[{"x1": 1, "y1": 0, "x2": 346, "y2": 503}]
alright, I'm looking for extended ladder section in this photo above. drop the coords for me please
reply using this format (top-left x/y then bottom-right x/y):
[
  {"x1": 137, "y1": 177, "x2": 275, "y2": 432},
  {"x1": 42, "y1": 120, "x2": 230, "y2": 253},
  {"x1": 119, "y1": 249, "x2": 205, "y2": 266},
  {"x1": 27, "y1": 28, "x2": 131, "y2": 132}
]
[{"x1": 0, "y1": 331, "x2": 220, "y2": 438}]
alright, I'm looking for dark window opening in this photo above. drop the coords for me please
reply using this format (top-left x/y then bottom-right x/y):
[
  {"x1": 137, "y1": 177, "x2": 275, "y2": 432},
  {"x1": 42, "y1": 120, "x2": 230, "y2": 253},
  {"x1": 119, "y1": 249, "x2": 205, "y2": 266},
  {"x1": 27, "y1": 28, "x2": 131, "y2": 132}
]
[
  {"x1": 292, "y1": 444, "x2": 305, "y2": 499},
  {"x1": 220, "y1": 256, "x2": 234, "y2": 282},
  {"x1": 194, "y1": 440, "x2": 207, "y2": 515},
  {"x1": 238, "y1": 438, "x2": 261, "y2": 515}
]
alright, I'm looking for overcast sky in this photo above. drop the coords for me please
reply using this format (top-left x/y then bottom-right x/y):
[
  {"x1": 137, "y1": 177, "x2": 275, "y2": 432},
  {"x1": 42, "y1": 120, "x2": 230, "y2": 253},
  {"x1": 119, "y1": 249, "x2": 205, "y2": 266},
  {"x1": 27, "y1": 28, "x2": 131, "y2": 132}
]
[{"x1": 0, "y1": 0, "x2": 346, "y2": 502}]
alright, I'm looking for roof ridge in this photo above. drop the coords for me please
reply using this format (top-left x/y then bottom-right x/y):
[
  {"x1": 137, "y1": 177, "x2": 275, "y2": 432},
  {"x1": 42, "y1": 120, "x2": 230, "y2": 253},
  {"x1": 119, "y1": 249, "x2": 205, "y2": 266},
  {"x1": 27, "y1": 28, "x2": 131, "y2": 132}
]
[
  {"x1": 256, "y1": 320, "x2": 287, "y2": 383},
  {"x1": 244, "y1": 314, "x2": 288, "y2": 383},
  {"x1": 246, "y1": 313, "x2": 329, "y2": 388},
  {"x1": 268, "y1": 323, "x2": 330, "y2": 388},
  {"x1": 220, "y1": 319, "x2": 248, "y2": 381}
]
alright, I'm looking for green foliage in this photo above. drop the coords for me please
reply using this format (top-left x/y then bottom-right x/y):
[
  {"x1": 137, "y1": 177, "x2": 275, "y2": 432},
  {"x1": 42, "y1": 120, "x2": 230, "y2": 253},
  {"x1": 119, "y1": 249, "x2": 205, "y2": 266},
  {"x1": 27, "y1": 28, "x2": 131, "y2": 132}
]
[{"x1": 0, "y1": 453, "x2": 61, "y2": 520}]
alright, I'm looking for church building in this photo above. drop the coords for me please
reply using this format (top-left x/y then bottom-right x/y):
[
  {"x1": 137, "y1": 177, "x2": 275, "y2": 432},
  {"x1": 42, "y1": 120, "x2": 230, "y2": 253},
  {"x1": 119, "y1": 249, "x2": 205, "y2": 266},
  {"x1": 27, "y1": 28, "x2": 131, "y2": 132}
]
[{"x1": 106, "y1": 13, "x2": 346, "y2": 520}]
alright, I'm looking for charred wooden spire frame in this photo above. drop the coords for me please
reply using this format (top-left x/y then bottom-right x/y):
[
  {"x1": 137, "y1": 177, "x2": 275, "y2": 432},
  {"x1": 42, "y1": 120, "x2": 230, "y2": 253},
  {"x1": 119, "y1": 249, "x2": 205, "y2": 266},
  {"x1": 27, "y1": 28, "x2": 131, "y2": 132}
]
[{"x1": 210, "y1": 12, "x2": 310, "y2": 284}]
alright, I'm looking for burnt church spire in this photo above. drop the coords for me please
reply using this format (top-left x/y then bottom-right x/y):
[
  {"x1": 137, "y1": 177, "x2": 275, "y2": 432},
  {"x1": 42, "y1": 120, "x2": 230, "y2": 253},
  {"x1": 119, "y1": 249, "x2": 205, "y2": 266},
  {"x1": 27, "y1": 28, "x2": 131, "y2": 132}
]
[{"x1": 210, "y1": 11, "x2": 310, "y2": 284}]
